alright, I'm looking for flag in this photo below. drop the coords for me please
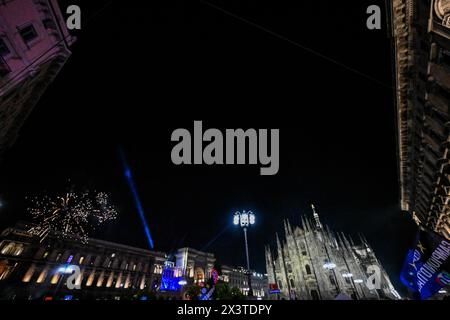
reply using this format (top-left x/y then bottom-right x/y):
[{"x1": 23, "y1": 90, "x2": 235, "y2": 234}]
[{"x1": 400, "y1": 228, "x2": 450, "y2": 299}]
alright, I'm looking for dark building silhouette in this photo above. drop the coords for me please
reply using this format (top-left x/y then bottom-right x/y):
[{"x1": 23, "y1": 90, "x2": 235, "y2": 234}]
[
  {"x1": 391, "y1": 0, "x2": 450, "y2": 238},
  {"x1": 0, "y1": 0, "x2": 73, "y2": 155}
]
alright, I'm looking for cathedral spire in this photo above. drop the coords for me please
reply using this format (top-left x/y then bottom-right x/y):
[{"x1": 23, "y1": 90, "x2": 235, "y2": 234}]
[
  {"x1": 358, "y1": 233, "x2": 375, "y2": 255},
  {"x1": 265, "y1": 245, "x2": 276, "y2": 285},
  {"x1": 284, "y1": 218, "x2": 293, "y2": 236},
  {"x1": 341, "y1": 232, "x2": 352, "y2": 250},
  {"x1": 348, "y1": 234, "x2": 356, "y2": 247},
  {"x1": 300, "y1": 215, "x2": 309, "y2": 232},
  {"x1": 336, "y1": 232, "x2": 345, "y2": 250},
  {"x1": 276, "y1": 232, "x2": 283, "y2": 252},
  {"x1": 311, "y1": 204, "x2": 323, "y2": 229},
  {"x1": 265, "y1": 245, "x2": 273, "y2": 265}
]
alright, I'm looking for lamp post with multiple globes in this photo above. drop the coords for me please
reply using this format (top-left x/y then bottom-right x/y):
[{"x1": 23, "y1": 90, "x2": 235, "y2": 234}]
[{"x1": 233, "y1": 210, "x2": 256, "y2": 297}]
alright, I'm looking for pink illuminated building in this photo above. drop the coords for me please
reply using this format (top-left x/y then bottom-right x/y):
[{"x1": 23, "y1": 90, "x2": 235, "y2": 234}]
[{"x1": 0, "y1": 0, "x2": 74, "y2": 154}]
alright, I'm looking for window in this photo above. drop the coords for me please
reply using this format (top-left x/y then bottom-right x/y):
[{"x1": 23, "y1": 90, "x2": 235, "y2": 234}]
[
  {"x1": 106, "y1": 272, "x2": 114, "y2": 287},
  {"x1": 329, "y1": 274, "x2": 336, "y2": 286},
  {"x1": 287, "y1": 264, "x2": 292, "y2": 273},
  {"x1": 19, "y1": 24, "x2": 38, "y2": 44},
  {"x1": 13, "y1": 244, "x2": 23, "y2": 256},
  {"x1": 310, "y1": 289, "x2": 320, "y2": 300},
  {"x1": 36, "y1": 268, "x2": 49, "y2": 284},
  {"x1": 51, "y1": 272, "x2": 61, "y2": 285},
  {"x1": 0, "y1": 262, "x2": 11, "y2": 281},
  {"x1": 153, "y1": 264, "x2": 163, "y2": 274},
  {"x1": 1, "y1": 242, "x2": 15, "y2": 255},
  {"x1": 95, "y1": 272, "x2": 104, "y2": 287},
  {"x1": 305, "y1": 265, "x2": 312, "y2": 275},
  {"x1": 42, "y1": 18, "x2": 56, "y2": 30},
  {"x1": 22, "y1": 265, "x2": 36, "y2": 283},
  {"x1": 0, "y1": 39, "x2": 11, "y2": 57},
  {"x1": 290, "y1": 278, "x2": 295, "y2": 288}
]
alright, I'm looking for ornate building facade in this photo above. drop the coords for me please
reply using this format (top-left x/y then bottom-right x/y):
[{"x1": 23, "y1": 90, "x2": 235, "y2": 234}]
[
  {"x1": 0, "y1": 222, "x2": 268, "y2": 300},
  {"x1": 0, "y1": 0, "x2": 74, "y2": 155},
  {"x1": 265, "y1": 206, "x2": 401, "y2": 300},
  {"x1": 391, "y1": 0, "x2": 450, "y2": 238},
  {"x1": 175, "y1": 247, "x2": 268, "y2": 299},
  {"x1": 0, "y1": 222, "x2": 168, "y2": 300}
]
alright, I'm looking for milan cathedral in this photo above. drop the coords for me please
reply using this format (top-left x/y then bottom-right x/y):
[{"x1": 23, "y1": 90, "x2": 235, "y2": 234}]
[{"x1": 265, "y1": 205, "x2": 401, "y2": 300}]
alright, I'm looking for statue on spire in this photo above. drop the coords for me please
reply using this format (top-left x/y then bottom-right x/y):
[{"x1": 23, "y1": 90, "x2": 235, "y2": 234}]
[{"x1": 311, "y1": 204, "x2": 323, "y2": 230}]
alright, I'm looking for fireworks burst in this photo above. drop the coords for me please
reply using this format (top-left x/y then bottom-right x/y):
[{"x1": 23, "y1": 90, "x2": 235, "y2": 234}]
[{"x1": 27, "y1": 190, "x2": 117, "y2": 243}]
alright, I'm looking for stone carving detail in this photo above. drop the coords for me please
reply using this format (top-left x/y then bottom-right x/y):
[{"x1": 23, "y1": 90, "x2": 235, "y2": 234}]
[{"x1": 435, "y1": 0, "x2": 450, "y2": 28}]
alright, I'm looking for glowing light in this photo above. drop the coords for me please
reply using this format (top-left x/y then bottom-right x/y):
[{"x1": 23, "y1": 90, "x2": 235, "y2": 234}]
[
  {"x1": 240, "y1": 212, "x2": 249, "y2": 227},
  {"x1": 119, "y1": 148, "x2": 154, "y2": 249},
  {"x1": 178, "y1": 280, "x2": 187, "y2": 286},
  {"x1": 354, "y1": 279, "x2": 364, "y2": 284},
  {"x1": 234, "y1": 210, "x2": 256, "y2": 227},
  {"x1": 323, "y1": 262, "x2": 336, "y2": 270},
  {"x1": 160, "y1": 265, "x2": 182, "y2": 291},
  {"x1": 27, "y1": 190, "x2": 117, "y2": 243},
  {"x1": 58, "y1": 265, "x2": 75, "y2": 274},
  {"x1": 439, "y1": 289, "x2": 447, "y2": 294},
  {"x1": 249, "y1": 212, "x2": 255, "y2": 225},
  {"x1": 342, "y1": 272, "x2": 353, "y2": 278},
  {"x1": 211, "y1": 268, "x2": 219, "y2": 284}
]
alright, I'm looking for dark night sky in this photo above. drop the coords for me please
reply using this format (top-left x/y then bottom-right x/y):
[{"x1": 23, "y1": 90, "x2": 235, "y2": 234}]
[{"x1": 0, "y1": 1, "x2": 417, "y2": 294}]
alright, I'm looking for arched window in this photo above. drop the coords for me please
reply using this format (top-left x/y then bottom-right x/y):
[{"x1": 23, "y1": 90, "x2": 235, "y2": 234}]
[
  {"x1": 287, "y1": 264, "x2": 292, "y2": 273},
  {"x1": 305, "y1": 265, "x2": 312, "y2": 275},
  {"x1": 290, "y1": 278, "x2": 295, "y2": 288},
  {"x1": 310, "y1": 289, "x2": 320, "y2": 300},
  {"x1": 1, "y1": 242, "x2": 15, "y2": 255},
  {"x1": 329, "y1": 274, "x2": 336, "y2": 286},
  {"x1": 12, "y1": 244, "x2": 24, "y2": 256},
  {"x1": 300, "y1": 242, "x2": 307, "y2": 255}
]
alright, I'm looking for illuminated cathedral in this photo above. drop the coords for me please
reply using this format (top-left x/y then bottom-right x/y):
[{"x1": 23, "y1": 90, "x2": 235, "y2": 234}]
[{"x1": 265, "y1": 205, "x2": 401, "y2": 300}]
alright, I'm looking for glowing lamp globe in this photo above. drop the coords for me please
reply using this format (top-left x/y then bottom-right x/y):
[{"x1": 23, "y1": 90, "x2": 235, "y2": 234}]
[
  {"x1": 342, "y1": 272, "x2": 353, "y2": 278},
  {"x1": 240, "y1": 212, "x2": 249, "y2": 227},
  {"x1": 323, "y1": 262, "x2": 336, "y2": 270},
  {"x1": 249, "y1": 212, "x2": 255, "y2": 225}
]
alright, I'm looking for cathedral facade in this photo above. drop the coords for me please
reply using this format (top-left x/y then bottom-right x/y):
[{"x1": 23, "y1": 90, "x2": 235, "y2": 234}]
[{"x1": 265, "y1": 205, "x2": 401, "y2": 300}]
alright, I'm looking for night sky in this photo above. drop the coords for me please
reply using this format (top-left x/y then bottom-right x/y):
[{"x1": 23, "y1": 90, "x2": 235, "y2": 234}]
[{"x1": 0, "y1": 1, "x2": 417, "y2": 294}]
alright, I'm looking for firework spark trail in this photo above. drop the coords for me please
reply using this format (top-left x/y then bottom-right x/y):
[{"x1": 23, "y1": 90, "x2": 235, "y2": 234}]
[{"x1": 27, "y1": 190, "x2": 117, "y2": 243}]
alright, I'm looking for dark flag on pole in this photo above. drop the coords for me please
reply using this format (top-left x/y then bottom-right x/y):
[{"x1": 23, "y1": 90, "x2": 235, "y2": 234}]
[{"x1": 400, "y1": 228, "x2": 450, "y2": 299}]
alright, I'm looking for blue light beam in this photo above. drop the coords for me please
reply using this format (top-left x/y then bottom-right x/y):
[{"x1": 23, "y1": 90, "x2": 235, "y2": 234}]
[{"x1": 119, "y1": 148, "x2": 155, "y2": 249}]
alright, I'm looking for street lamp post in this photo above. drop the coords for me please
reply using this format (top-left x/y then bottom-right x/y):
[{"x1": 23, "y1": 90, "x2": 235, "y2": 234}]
[{"x1": 233, "y1": 210, "x2": 255, "y2": 297}]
